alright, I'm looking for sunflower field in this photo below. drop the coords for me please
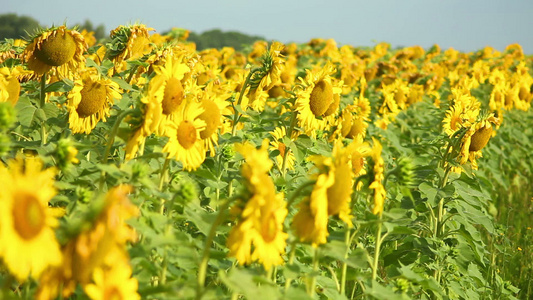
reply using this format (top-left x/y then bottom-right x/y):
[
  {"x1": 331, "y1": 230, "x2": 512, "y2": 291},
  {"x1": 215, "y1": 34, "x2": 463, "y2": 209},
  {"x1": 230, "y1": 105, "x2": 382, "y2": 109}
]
[{"x1": 0, "y1": 24, "x2": 532, "y2": 300}]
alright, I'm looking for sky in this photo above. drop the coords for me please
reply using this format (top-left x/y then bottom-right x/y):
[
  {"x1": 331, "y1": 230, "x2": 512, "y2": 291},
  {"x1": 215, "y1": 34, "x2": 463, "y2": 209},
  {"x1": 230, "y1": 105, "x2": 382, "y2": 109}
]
[{"x1": 4, "y1": 0, "x2": 533, "y2": 54}]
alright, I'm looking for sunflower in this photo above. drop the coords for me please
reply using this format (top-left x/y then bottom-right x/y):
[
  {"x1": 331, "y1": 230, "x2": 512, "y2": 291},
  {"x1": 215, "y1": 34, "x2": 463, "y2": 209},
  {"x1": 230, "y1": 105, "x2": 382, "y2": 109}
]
[
  {"x1": 162, "y1": 99, "x2": 207, "y2": 171},
  {"x1": 0, "y1": 66, "x2": 29, "y2": 105},
  {"x1": 325, "y1": 142, "x2": 356, "y2": 226},
  {"x1": 22, "y1": 25, "x2": 87, "y2": 77},
  {"x1": 84, "y1": 260, "x2": 140, "y2": 300},
  {"x1": 292, "y1": 156, "x2": 335, "y2": 247},
  {"x1": 269, "y1": 126, "x2": 298, "y2": 172},
  {"x1": 148, "y1": 54, "x2": 194, "y2": 136},
  {"x1": 369, "y1": 138, "x2": 386, "y2": 215},
  {"x1": 0, "y1": 156, "x2": 62, "y2": 282},
  {"x1": 227, "y1": 140, "x2": 288, "y2": 270},
  {"x1": 67, "y1": 71, "x2": 122, "y2": 134},
  {"x1": 196, "y1": 86, "x2": 230, "y2": 156},
  {"x1": 294, "y1": 61, "x2": 342, "y2": 137},
  {"x1": 107, "y1": 24, "x2": 154, "y2": 66},
  {"x1": 458, "y1": 113, "x2": 500, "y2": 170}
]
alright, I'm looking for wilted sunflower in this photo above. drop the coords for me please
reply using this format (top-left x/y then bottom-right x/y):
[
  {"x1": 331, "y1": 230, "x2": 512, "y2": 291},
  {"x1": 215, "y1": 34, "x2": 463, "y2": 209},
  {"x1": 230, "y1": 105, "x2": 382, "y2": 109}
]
[
  {"x1": 67, "y1": 71, "x2": 122, "y2": 134},
  {"x1": 294, "y1": 61, "x2": 342, "y2": 137},
  {"x1": 0, "y1": 157, "x2": 62, "y2": 282},
  {"x1": 22, "y1": 25, "x2": 87, "y2": 77},
  {"x1": 162, "y1": 99, "x2": 207, "y2": 171}
]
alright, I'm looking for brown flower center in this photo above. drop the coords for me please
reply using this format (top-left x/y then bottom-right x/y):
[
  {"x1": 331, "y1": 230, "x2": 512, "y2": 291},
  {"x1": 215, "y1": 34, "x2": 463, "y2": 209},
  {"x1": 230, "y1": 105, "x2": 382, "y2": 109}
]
[
  {"x1": 177, "y1": 120, "x2": 197, "y2": 149},
  {"x1": 347, "y1": 117, "x2": 365, "y2": 139},
  {"x1": 162, "y1": 77, "x2": 185, "y2": 115},
  {"x1": 323, "y1": 93, "x2": 340, "y2": 117},
  {"x1": 469, "y1": 126, "x2": 493, "y2": 152},
  {"x1": 13, "y1": 192, "x2": 45, "y2": 240},
  {"x1": 198, "y1": 100, "x2": 221, "y2": 139},
  {"x1": 309, "y1": 80, "x2": 333, "y2": 117},
  {"x1": 77, "y1": 81, "x2": 107, "y2": 118},
  {"x1": 35, "y1": 31, "x2": 77, "y2": 66}
]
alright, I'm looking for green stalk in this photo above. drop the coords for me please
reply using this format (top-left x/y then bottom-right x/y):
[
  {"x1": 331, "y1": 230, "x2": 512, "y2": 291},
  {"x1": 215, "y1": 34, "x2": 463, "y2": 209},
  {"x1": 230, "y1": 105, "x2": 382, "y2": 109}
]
[
  {"x1": 340, "y1": 229, "x2": 350, "y2": 295},
  {"x1": 280, "y1": 108, "x2": 297, "y2": 177},
  {"x1": 98, "y1": 109, "x2": 135, "y2": 190},
  {"x1": 39, "y1": 73, "x2": 47, "y2": 146},
  {"x1": 307, "y1": 247, "x2": 319, "y2": 297},
  {"x1": 197, "y1": 200, "x2": 230, "y2": 300},
  {"x1": 284, "y1": 240, "x2": 297, "y2": 291},
  {"x1": 372, "y1": 214, "x2": 383, "y2": 281},
  {"x1": 159, "y1": 155, "x2": 171, "y2": 214},
  {"x1": 230, "y1": 67, "x2": 258, "y2": 136}
]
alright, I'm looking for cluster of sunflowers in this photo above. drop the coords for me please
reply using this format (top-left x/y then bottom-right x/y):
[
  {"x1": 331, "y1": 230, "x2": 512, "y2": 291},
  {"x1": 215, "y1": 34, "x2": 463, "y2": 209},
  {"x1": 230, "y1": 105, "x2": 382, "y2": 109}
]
[{"x1": 0, "y1": 23, "x2": 532, "y2": 299}]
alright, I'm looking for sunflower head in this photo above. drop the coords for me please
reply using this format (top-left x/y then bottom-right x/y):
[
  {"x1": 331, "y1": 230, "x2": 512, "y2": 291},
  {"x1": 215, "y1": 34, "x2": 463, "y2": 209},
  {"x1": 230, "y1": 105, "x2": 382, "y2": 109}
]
[{"x1": 23, "y1": 25, "x2": 87, "y2": 76}]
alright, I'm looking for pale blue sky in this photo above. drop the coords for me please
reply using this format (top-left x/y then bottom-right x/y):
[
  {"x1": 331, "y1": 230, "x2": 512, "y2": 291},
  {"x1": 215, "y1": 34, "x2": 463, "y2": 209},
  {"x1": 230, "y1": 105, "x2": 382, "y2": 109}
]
[{"x1": 4, "y1": 0, "x2": 533, "y2": 53}]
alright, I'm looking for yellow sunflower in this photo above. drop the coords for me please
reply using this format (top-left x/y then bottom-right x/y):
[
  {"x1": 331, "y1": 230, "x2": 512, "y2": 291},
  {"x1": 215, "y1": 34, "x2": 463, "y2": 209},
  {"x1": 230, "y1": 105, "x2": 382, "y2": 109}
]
[
  {"x1": 458, "y1": 114, "x2": 500, "y2": 170},
  {"x1": 369, "y1": 138, "x2": 386, "y2": 215},
  {"x1": 148, "y1": 54, "x2": 195, "y2": 136},
  {"x1": 325, "y1": 142, "x2": 355, "y2": 226},
  {"x1": 227, "y1": 140, "x2": 288, "y2": 270},
  {"x1": 162, "y1": 99, "x2": 207, "y2": 171},
  {"x1": 107, "y1": 24, "x2": 154, "y2": 69},
  {"x1": 0, "y1": 66, "x2": 30, "y2": 105},
  {"x1": 196, "y1": 86, "x2": 230, "y2": 156},
  {"x1": 67, "y1": 71, "x2": 122, "y2": 134},
  {"x1": 22, "y1": 25, "x2": 87, "y2": 77},
  {"x1": 84, "y1": 262, "x2": 140, "y2": 300},
  {"x1": 292, "y1": 155, "x2": 335, "y2": 247},
  {"x1": 269, "y1": 126, "x2": 298, "y2": 172},
  {"x1": 294, "y1": 61, "x2": 342, "y2": 137},
  {"x1": 0, "y1": 156, "x2": 62, "y2": 282}
]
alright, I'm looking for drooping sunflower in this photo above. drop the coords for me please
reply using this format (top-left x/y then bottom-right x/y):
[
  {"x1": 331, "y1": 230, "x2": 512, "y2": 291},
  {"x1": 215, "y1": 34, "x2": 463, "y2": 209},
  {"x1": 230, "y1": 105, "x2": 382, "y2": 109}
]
[
  {"x1": 107, "y1": 24, "x2": 154, "y2": 71},
  {"x1": 67, "y1": 71, "x2": 122, "y2": 134},
  {"x1": 458, "y1": 113, "x2": 500, "y2": 170},
  {"x1": 0, "y1": 156, "x2": 62, "y2": 282},
  {"x1": 22, "y1": 25, "x2": 87, "y2": 77},
  {"x1": 292, "y1": 155, "x2": 335, "y2": 247},
  {"x1": 162, "y1": 99, "x2": 207, "y2": 171},
  {"x1": 294, "y1": 61, "x2": 342, "y2": 137},
  {"x1": 227, "y1": 140, "x2": 288, "y2": 270}
]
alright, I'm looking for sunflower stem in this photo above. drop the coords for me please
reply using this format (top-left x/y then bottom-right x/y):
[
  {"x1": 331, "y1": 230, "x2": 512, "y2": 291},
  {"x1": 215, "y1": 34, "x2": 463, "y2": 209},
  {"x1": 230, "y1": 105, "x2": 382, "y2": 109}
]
[
  {"x1": 197, "y1": 199, "x2": 230, "y2": 300},
  {"x1": 230, "y1": 67, "x2": 259, "y2": 136},
  {"x1": 39, "y1": 73, "x2": 47, "y2": 146},
  {"x1": 159, "y1": 155, "x2": 171, "y2": 214},
  {"x1": 340, "y1": 228, "x2": 350, "y2": 295},
  {"x1": 372, "y1": 213, "x2": 383, "y2": 281},
  {"x1": 307, "y1": 247, "x2": 319, "y2": 297},
  {"x1": 280, "y1": 107, "x2": 297, "y2": 177},
  {"x1": 98, "y1": 109, "x2": 135, "y2": 190},
  {"x1": 284, "y1": 240, "x2": 297, "y2": 291}
]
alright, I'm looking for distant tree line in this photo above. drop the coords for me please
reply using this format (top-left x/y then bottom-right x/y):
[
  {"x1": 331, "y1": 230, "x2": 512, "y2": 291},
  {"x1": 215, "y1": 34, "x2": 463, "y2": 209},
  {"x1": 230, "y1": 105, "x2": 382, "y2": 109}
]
[
  {"x1": 0, "y1": 13, "x2": 106, "y2": 41},
  {"x1": 0, "y1": 14, "x2": 264, "y2": 51},
  {"x1": 186, "y1": 29, "x2": 265, "y2": 51}
]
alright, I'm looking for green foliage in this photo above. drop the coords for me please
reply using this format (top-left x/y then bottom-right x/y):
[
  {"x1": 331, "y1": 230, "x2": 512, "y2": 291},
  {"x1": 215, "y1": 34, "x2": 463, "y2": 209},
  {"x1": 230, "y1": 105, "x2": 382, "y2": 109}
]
[
  {"x1": 0, "y1": 13, "x2": 40, "y2": 40},
  {"x1": 187, "y1": 29, "x2": 266, "y2": 51}
]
